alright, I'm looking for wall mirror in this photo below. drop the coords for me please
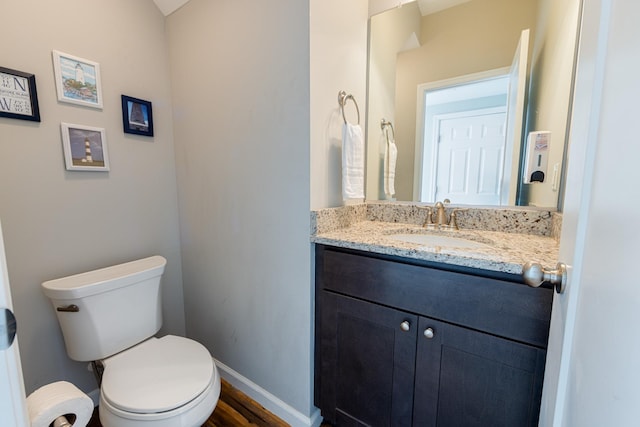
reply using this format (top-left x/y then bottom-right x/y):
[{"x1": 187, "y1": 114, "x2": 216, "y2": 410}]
[{"x1": 365, "y1": 0, "x2": 582, "y2": 210}]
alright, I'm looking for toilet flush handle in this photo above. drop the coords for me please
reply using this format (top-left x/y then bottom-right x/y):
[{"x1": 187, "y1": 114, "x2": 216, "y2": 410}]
[{"x1": 56, "y1": 304, "x2": 80, "y2": 313}]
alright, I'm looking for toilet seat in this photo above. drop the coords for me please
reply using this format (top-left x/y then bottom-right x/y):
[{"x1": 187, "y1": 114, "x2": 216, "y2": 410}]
[{"x1": 99, "y1": 335, "x2": 219, "y2": 426}]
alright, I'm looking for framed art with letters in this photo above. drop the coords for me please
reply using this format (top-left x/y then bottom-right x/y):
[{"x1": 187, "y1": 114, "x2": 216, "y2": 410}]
[{"x1": 0, "y1": 66, "x2": 41, "y2": 122}]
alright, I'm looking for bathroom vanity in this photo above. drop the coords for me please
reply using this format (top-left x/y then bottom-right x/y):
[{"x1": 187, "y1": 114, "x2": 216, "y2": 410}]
[
  {"x1": 315, "y1": 245, "x2": 552, "y2": 426},
  {"x1": 312, "y1": 204, "x2": 558, "y2": 426}
]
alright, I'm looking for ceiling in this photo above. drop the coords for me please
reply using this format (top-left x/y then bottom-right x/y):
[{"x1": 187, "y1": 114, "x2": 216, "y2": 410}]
[
  {"x1": 152, "y1": 0, "x2": 190, "y2": 16},
  {"x1": 417, "y1": 0, "x2": 473, "y2": 16},
  {"x1": 154, "y1": 0, "x2": 474, "y2": 17}
]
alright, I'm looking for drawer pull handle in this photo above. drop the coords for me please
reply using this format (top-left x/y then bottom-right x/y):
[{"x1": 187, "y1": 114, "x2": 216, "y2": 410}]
[
  {"x1": 400, "y1": 320, "x2": 410, "y2": 332},
  {"x1": 424, "y1": 327, "x2": 434, "y2": 339}
]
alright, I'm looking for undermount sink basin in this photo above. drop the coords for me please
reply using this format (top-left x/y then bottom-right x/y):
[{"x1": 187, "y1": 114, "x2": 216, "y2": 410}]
[{"x1": 387, "y1": 233, "x2": 490, "y2": 249}]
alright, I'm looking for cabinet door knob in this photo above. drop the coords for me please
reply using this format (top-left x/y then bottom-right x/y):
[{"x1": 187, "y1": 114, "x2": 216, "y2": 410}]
[
  {"x1": 400, "y1": 320, "x2": 411, "y2": 331},
  {"x1": 423, "y1": 327, "x2": 434, "y2": 339}
]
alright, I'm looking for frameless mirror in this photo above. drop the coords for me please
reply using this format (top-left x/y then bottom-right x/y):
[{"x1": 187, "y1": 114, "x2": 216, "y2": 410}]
[{"x1": 365, "y1": 0, "x2": 582, "y2": 209}]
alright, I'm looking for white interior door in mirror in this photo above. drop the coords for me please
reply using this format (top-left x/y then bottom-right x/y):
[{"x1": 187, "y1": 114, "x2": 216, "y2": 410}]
[
  {"x1": 432, "y1": 108, "x2": 506, "y2": 205},
  {"x1": 416, "y1": 73, "x2": 510, "y2": 203}
]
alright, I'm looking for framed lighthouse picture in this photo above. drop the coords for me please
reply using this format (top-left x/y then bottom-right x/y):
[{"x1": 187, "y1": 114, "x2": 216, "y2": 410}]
[
  {"x1": 61, "y1": 123, "x2": 110, "y2": 171},
  {"x1": 121, "y1": 95, "x2": 154, "y2": 137},
  {"x1": 52, "y1": 50, "x2": 103, "y2": 109}
]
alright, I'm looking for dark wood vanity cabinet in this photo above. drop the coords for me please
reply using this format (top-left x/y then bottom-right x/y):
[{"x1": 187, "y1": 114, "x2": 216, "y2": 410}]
[{"x1": 314, "y1": 245, "x2": 553, "y2": 427}]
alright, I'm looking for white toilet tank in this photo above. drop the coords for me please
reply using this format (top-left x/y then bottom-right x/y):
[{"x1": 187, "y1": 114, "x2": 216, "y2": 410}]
[{"x1": 42, "y1": 256, "x2": 167, "y2": 362}]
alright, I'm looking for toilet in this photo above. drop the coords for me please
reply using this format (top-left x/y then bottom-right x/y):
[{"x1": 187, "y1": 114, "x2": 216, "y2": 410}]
[{"x1": 41, "y1": 256, "x2": 220, "y2": 427}]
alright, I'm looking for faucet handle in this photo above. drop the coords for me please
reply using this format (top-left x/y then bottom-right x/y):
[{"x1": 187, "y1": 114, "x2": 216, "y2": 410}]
[
  {"x1": 420, "y1": 206, "x2": 434, "y2": 228},
  {"x1": 448, "y1": 208, "x2": 468, "y2": 230},
  {"x1": 448, "y1": 210, "x2": 459, "y2": 230}
]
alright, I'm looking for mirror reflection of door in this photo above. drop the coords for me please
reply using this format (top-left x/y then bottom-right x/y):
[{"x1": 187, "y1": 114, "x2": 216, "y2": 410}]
[
  {"x1": 428, "y1": 107, "x2": 506, "y2": 204},
  {"x1": 417, "y1": 29, "x2": 529, "y2": 205},
  {"x1": 417, "y1": 74, "x2": 509, "y2": 202}
]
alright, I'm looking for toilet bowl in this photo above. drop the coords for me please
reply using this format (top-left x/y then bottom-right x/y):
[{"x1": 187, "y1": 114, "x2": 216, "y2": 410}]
[
  {"x1": 98, "y1": 336, "x2": 220, "y2": 427},
  {"x1": 41, "y1": 256, "x2": 220, "y2": 427}
]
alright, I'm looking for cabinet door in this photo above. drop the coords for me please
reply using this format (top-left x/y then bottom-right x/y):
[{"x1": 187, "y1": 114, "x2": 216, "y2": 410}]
[
  {"x1": 413, "y1": 317, "x2": 546, "y2": 427},
  {"x1": 319, "y1": 291, "x2": 417, "y2": 427}
]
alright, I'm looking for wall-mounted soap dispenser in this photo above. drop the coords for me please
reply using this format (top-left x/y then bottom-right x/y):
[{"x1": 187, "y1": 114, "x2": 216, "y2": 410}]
[{"x1": 523, "y1": 131, "x2": 551, "y2": 183}]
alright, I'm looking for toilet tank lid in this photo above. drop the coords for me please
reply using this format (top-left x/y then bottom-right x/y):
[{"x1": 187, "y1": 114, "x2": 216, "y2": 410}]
[{"x1": 41, "y1": 256, "x2": 167, "y2": 300}]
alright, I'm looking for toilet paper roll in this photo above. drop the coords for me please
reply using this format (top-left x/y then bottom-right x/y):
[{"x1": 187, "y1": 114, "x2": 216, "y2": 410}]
[{"x1": 27, "y1": 381, "x2": 94, "y2": 427}]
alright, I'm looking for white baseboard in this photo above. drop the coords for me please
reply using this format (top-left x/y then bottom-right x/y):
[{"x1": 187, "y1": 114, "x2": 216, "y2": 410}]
[{"x1": 214, "y1": 358, "x2": 322, "y2": 427}]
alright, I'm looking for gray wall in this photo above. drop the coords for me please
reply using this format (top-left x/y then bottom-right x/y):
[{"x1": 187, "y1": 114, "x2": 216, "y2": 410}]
[
  {"x1": 0, "y1": 0, "x2": 185, "y2": 394},
  {"x1": 1, "y1": 0, "x2": 369, "y2": 419},
  {"x1": 166, "y1": 0, "x2": 313, "y2": 416}
]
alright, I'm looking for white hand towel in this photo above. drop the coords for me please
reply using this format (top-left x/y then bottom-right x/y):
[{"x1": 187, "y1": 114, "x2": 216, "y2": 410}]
[
  {"x1": 384, "y1": 138, "x2": 398, "y2": 198},
  {"x1": 342, "y1": 123, "x2": 365, "y2": 200}
]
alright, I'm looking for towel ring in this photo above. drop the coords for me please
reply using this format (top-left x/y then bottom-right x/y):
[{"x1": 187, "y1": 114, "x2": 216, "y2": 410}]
[
  {"x1": 381, "y1": 118, "x2": 395, "y2": 140},
  {"x1": 338, "y1": 91, "x2": 360, "y2": 125}
]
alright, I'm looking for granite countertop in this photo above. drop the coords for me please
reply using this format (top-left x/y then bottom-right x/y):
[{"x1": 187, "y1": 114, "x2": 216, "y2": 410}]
[{"x1": 311, "y1": 219, "x2": 560, "y2": 276}]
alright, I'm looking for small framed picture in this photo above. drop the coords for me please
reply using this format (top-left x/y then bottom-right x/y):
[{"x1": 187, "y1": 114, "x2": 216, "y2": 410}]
[
  {"x1": 0, "y1": 66, "x2": 41, "y2": 122},
  {"x1": 61, "y1": 123, "x2": 110, "y2": 171},
  {"x1": 121, "y1": 95, "x2": 154, "y2": 137},
  {"x1": 52, "y1": 50, "x2": 103, "y2": 109}
]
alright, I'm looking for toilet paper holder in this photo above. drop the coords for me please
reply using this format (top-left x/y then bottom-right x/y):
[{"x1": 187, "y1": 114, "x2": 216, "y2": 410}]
[
  {"x1": 53, "y1": 415, "x2": 73, "y2": 427},
  {"x1": 27, "y1": 381, "x2": 93, "y2": 427}
]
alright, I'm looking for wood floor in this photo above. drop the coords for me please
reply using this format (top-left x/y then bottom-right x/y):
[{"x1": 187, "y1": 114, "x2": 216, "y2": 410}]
[
  {"x1": 205, "y1": 379, "x2": 290, "y2": 426},
  {"x1": 87, "y1": 378, "x2": 293, "y2": 426}
]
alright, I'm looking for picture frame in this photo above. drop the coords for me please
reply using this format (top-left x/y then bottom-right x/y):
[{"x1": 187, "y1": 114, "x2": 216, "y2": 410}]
[
  {"x1": 61, "y1": 123, "x2": 110, "y2": 171},
  {"x1": 121, "y1": 95, "x2": 154, "y2": 137},
  {"x1": 0, "y1": 66, "x2": 41, "y2": 122},
  {"x1": 52, "y1": 50, "x2": 103, "y2": 109}
]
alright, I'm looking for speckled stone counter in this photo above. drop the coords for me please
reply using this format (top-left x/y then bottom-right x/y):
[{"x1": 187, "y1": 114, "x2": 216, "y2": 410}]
[{"x1": 311, "y1": 203, "x2": 560, "y2": 275}]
